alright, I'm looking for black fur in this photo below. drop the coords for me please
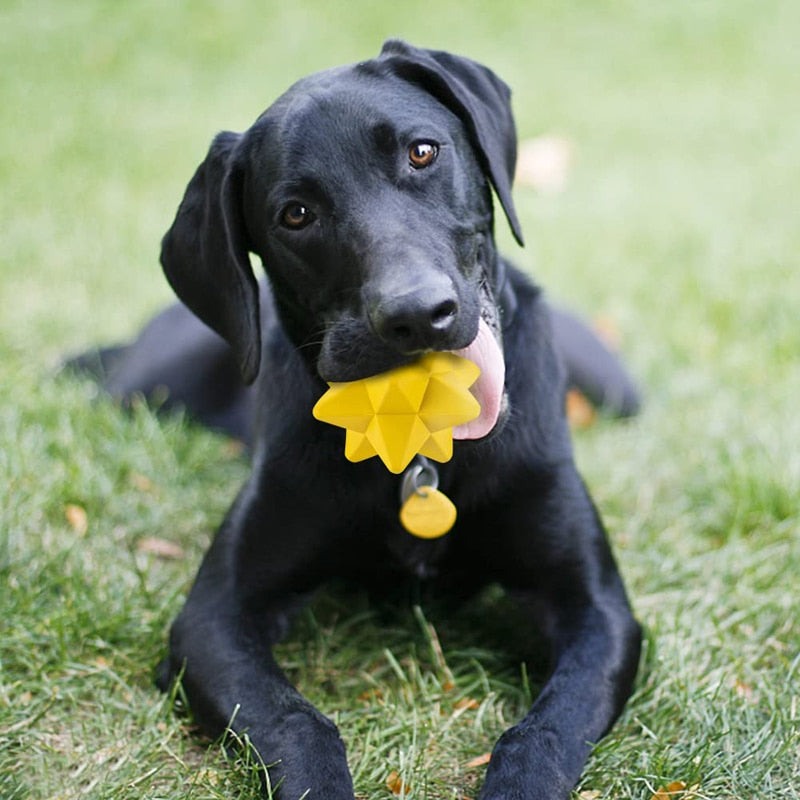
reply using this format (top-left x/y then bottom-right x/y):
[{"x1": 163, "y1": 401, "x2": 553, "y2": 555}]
[{"x1": 83, "y1": 41, "x2": 642, "y2": 800}]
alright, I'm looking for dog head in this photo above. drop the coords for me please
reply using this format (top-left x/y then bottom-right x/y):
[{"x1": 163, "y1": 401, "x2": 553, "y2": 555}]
[{"x1": 161, "y1": 41, "x2": 523, "y2": 437}]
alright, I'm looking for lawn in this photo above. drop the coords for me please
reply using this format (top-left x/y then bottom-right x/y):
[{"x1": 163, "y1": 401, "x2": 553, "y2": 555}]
[{"x1": 1, "y1": 1, "x2": 798, "y2": 798}]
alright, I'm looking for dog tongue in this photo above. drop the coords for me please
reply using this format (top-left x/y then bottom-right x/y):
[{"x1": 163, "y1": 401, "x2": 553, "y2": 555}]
[{"x1": 452, "y1": 319, "x2": 505, "y2": 440}]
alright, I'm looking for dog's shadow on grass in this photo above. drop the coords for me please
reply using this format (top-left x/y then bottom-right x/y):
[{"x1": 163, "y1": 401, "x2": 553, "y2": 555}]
[{"x1": 279, "y1": 580, "x2": 554, "y2": 707}]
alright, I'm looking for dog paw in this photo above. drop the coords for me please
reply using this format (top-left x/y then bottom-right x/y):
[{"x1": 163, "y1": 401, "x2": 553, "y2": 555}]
[
  {"x1": 249, "y1": 710, "x2": 355, "y2": 800},
  {"x1": 477, "y1": 724, "x2": 576, "y2": 800}
]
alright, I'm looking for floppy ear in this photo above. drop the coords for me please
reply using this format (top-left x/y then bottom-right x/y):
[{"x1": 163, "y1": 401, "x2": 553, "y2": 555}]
[
  {"x1": 160, "y1": 131, "x2": 261, "y2": 384},
  {"x1": 378, "y1": 39, "x2": 524, "y2": 246}
]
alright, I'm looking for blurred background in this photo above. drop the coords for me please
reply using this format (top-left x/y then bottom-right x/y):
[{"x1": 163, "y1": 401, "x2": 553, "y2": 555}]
[{"x1": 3, "y1": 0, "x2": 797, "y2": 383}]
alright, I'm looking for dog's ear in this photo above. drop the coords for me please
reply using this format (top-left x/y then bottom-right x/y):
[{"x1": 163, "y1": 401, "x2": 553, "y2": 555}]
[
  {"x1": 378, "y1": 39, "x2": 524, "y2": 246},
  {"x1": 160, "y1": 131, "x2": 261, "y2": 384}
]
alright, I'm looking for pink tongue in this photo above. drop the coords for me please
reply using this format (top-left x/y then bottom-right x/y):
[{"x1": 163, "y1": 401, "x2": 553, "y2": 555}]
[{"x1": 452, "y1": 319, "x2": 505, "y2": 440}]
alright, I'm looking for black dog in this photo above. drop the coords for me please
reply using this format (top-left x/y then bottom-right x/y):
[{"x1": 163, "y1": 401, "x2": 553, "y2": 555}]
[{"x1": 86, "y1": 41, "x2": 642, "y2": 800}]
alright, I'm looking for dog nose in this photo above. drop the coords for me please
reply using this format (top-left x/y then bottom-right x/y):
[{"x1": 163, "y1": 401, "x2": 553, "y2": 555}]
[{"x1": 372, "y1": 291, "x2": 459, "y2": 353}]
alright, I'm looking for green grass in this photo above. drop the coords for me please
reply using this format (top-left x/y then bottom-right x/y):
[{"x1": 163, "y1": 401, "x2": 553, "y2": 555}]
[{"x1": 1, "y1": 0, "x2": 798, "y2": 797}]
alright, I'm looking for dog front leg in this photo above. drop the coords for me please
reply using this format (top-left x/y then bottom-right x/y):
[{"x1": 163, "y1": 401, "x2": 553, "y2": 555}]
[
  {"x1": 476, "y1": 478, "x2": 641, "y2": 800},
  {"x1": 158, "y1": 487, "x2": 356, "y2": 800}
]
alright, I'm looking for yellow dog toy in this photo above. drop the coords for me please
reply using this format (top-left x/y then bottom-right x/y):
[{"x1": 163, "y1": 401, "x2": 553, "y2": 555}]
[
  {"x1": 312, "y1": 352, "x2": 481, "y2": 474},
  {"x1": 312, "y1": 352, "x2": 482, "y2": 538}
]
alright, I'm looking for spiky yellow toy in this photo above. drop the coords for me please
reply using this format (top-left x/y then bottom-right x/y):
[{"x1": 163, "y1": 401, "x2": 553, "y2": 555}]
[{"x1": 312, "y1": 352, "x2": 481, "y2": 474}]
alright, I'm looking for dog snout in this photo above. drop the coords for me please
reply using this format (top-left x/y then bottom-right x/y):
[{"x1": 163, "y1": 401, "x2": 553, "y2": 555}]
[{"x1": 371, "y1": 287, "x2": 460, "y2": 353}]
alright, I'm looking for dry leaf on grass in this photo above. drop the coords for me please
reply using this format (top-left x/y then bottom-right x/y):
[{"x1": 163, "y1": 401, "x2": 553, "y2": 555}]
[
  {"x1": 129, "y1": 471, "x2": 156, "y2": 492},
  {"x1": 386, "y1": 771, "x2": 411, "y2": 796},
  {"x1": 515, "y1": 136, "x2": 574, "y2": 192},
  {"x1": 465, "y1": 752, "x2": 492, "y2": 768},
  {"x1": 357, "y1": 688, "x2": 384, "y2": 702},
  {"x1": 651, "y1": 781, "x2": 701, "y2": 800},
  {"x1": 734, "y1": 679, "x2": 757, "y2": 703},
  {"x1": 453, "y1": 697, "x2": 480, "y2": 711},
  {"x1": 64, "y1": 504, "x2": 88, "y2": 535},
  {"x1": 136, "y1": 536, "x2": 185, "y2": 560},
  {"x1": 566, "y1": 389, "x2": 597, "y2": 429},
  {"x1": 591, "y1": 315, "x2": 624, "y2": 350},
  {"x1": 223, "y1": 439, "x2": 246, "y2": 458}
]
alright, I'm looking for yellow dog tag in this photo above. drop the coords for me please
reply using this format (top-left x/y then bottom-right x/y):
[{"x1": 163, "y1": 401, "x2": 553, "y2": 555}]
[
  {"x1": 398, "y1": 457, "x2": 457, "y2": 539},
  {"x1": 399, "y1": 485, "x2": 457, "y2": 539}
]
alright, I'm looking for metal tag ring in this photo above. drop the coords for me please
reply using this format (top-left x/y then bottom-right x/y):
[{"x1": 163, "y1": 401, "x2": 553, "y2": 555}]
[{"x1": 400, "y1": 456, "x2": 439, "y2": 504}]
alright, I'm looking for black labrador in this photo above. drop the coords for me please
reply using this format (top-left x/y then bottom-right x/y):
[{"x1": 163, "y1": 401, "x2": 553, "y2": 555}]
[{"x1": 86, "y1": 40, "x2": 643, "y2": 800}]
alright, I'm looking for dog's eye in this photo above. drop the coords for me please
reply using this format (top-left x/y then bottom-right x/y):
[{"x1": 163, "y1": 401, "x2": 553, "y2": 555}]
[
  {"x1": 409, "y1": 141, "x2": 438, "y2": 169},
  {"x1": 281, "y1": 203, "x2": 315, "y2": 230}
]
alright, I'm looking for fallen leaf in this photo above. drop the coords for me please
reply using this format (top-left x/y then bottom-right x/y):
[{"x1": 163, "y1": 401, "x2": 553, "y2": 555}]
[
  {"x1": 64, "y1": 504, "x2": 88, "y2": 535},
  {"x1": 223, "y1": 439, "x2": 246, "y2": 458},
  {"x1": 136, "y1": 537, "x2": 185, "y2": 560},
  {"x1": 129, "y1": 471, "x2": 155, "y2": 492},
  {"x1": 566, "y1": 389, "x2": 597, "y2": 429},
  {"x1": 734, "y1": 679, "x2": 755, "y2": 702},
  {"x1": 651, "y1": 781, "x2": 690, "y2": 800},
  {"x1": 454, "y1": 697, "x2": 480, "y2": 711},
  {"x1": 465, "y1": 752, "x2": 492, "y2": 768},
  {"x1": 386, "y1": 771, "x2": 410, "y2": 796},
  {"x1": 515, "y1": 136, "x2": 574, "y2": 192},
  {"x1": 592, "y1": 314, "x2": 623, "y2": 350}
]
